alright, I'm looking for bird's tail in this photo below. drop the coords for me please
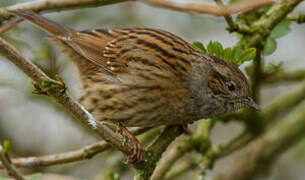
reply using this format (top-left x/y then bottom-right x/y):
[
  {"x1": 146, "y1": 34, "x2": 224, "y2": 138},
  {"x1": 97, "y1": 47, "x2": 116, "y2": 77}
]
[{"x1": 9, "y1": 10, "x2": 70, "y2": 36}]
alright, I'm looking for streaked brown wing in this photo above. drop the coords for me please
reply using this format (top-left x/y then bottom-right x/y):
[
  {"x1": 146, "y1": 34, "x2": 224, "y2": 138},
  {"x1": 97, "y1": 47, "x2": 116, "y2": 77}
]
[
  {"x1": 63, "y1": 28, "x2": 143, "y2": 73},
  {"x1": 63, "y1": 29, "x2": 115, "y2": 70},
  {"x1": 62, "y1": 28, "x2": 198, "y2": 78}
]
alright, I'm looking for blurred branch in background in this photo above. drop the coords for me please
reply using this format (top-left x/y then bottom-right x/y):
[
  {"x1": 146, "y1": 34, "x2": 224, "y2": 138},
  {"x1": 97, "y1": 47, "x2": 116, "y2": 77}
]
[
  {"x1": 213, "y1": 100, "x2": 305, "y2": 180},
  {"x1": 134, "y1": 126, "x2": 183, "y2": 180},
  {"x1": 214, "y1": 0, "x2": 239, "y2": 32},
  {"x1": 0, "y1": 0, "x2": 127, "y2": 21},
  {"x1": 239, "y1": 0, "x2": 303, "y2": 49},
  {"x1": 0, "y1": 17, "x2": 22, "y2": 34},
  {"x1": 151, "y1": 120, "x2": 213, "y2": 180},
  {"x1": 137, "y1": 0, "x2": 274, "y2": 16},
  {"x1": 262, "y1": 69, "x2": 305, "y2": 84},
  {"x1": 0, "y1": 142, "x2": 26, "y2": 180},
  {"x1": 217, "y1": 80, "x2": 305, "y2": 157},
  {"x1": 287, "y1": 13, "x2": 305, "y2": 24},
  {"x1": 0, "y1": 127, "x2": 151, "y2": 169},
  {"x1": 164, "y1": 157, "x2": 197, "y2": 180},
  {"x1": 0, "y1": 0, "x2": 274, "y2": 23}
]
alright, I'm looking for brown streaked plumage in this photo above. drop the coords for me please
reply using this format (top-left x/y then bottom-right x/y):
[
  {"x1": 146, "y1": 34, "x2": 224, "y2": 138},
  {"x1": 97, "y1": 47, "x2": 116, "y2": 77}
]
[{"x1": 9, "y1": 10, "x2": 260, "y2": 162}]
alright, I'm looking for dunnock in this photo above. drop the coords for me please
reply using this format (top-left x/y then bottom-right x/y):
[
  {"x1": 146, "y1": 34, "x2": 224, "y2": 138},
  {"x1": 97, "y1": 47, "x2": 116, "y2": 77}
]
[{"x1": 9, "y1": 10, "x2": 260, "y2": 162}]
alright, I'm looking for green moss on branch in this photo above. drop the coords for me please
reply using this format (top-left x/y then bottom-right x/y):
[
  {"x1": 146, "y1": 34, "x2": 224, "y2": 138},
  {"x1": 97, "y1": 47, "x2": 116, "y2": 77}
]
[{"x1": 240, "y1": 0, "x2": 303, "y2": 49}]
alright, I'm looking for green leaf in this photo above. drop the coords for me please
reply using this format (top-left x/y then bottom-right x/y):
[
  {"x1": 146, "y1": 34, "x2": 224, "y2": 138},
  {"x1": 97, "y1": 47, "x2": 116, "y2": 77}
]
[
  {"x1": 30, "y1": 174, "x2": 41, "y2": 180},
  {"x1": 240, "y1": 48, "x2": 256, "y2": 62},
  {"x1": 223, "y1": 47, "x2": 232, "y2": 61},
  {"x1": 270, "y1": 20, "x2": 291, "y2": 39},
  {"x1": 192, "y1": 41, "x2": 255, "y2": 66},
  {"x1": 230, "y1": 45, "x2": 242, "y2": 63},
  {"x1": 206, "y1": 41, "x2": 224, "y2": 57},
  {"x1": 191, "y1": 41, "x2": 206, "y2": 53},
  {"x1": 263, "y1": 37, "x2": 277, "y2": 55},
  {"x1": 213, "y1": 41, "x2": 224, "y2": 58},
  {"x1": 207, "y1": 41, "x2": 215, "y2": 55}
]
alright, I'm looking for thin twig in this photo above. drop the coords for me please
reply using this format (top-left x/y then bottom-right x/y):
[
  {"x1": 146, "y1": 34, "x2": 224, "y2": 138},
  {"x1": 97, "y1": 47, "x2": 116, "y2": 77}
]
[
  {"x1": 151, "y1": 138, "x2": 193, "y2": 180},
  {"x1": 0, "y1": 18, "x2": 23, "y2": 34},
  {"x1": 287, "y1": 13, "x2": 305, "y2": 24},
  {"x1": 137, "y1": 0, "x2": 274, "y2": 16},
  {"x1": 0, "y1": 0, "x2": 127, "y2": 22},
  {"x1": 151, "y1": 120, "x2": 213, "y2": 180},
  {"x1": 214, "y1": 0, "x2": 238, "y2": 32},
  {"x1": 0, "y1": 127, "x2": 151, "y2": 169},
  {"x1": 0, "y1": 145, "x2": 26, "y2": 180},
  {"x1": 262, "y1": 69, "x2": 305, "y2": 84},
  {"x1": 134, "y1": 126, "x2": 183, "y2": 180},
  {"x1": 164, "y1": 157, "x2": 197, "y2": 180}
]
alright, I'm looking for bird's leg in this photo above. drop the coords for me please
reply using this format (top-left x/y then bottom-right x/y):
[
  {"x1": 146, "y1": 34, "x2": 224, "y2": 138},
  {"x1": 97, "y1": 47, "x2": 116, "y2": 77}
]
[
  {"x1": 117, "y1": 125, "x2": 143, "y2": 163},
  {"x1": 182, "y1": 124, "x2": 192, "y2": 135}
]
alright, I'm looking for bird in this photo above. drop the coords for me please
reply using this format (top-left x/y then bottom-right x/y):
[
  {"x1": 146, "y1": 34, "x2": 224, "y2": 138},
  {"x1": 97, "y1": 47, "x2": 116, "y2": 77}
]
[{"x1": 9, "y1": 10, "x2": 260, "y2": 162}]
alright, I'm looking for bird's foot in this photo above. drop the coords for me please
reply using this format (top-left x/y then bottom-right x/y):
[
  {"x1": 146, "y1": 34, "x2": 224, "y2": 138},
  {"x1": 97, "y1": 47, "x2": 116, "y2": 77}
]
[{"x1": 118, "y1": 126, "x2": 143, "y2": 163}]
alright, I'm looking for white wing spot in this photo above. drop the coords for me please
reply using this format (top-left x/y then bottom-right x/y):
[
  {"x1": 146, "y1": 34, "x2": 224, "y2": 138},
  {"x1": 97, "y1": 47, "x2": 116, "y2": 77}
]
[{"x1": 80, "y1": 105, "x2": 97, "y2": 129}]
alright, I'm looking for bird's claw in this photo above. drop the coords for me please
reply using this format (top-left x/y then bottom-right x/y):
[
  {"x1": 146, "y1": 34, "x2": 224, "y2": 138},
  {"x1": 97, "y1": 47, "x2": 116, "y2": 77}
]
[{"x1": 120, "y1": 126, "x2": 143, "y2": 163}]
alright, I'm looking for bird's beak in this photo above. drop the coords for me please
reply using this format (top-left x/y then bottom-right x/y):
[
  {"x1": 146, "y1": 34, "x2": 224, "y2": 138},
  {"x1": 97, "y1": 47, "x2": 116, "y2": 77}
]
[{"x1": 242, "y1": 97, "x2": 261, "y2": 111}]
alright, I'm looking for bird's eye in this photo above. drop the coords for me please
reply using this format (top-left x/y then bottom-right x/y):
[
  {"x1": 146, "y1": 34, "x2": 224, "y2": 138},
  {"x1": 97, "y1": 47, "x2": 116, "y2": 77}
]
[{"x1": 227, "y1": 82, "x2": 235, "y2": 91}]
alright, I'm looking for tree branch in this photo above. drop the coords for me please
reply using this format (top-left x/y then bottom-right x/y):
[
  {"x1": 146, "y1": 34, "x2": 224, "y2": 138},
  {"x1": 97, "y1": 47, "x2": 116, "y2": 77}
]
[
  {"x1": 1, "y1": 141, "x2": 107, "y2": 169},
  {"x1": 134, "y1": 126, "x2": 183, "y2": 180},
  {"x1": 287, "y1": 13, "x2": 305, "y2": 24},
  {"x1": 0, "y1": 127, "x2": 151, "y2": 169},
  {"x1": 214, "y1": 0, "x2": 239, "y2": 32},
  {"x1": 151, "y1": 120, "x2": 212, "y2": 180},
  {"x1": 0, "y1": 0, "x2": 127, "y2": 22},
  {"x1": 0, "y1": 144, "x2": 26, "y2": 180},
  {"x1": 241, "y1": 0, "x2": 303, "y2": 49},
  {"x1": 0, "y1": 18, "x2": 22, "y2": 34},
  {"x1": 251, "y1": 49, "x2": 263, "y2": 103},
  {"x1": 137, "y1": 0, "x2": 274, "y2": 16},
  {"x1": 164, "y1": 157, "x2": 197, "y2": 180},
  {"x1": 261, "y1": 81, "x2": 305, "y2": 123},
  {"x1": 262, "y1": 69, "x2": 305, "y2": 84},
  {"x1": 213, "y1": 100, "x2": 305, "y2": 180},
  {"x1": 0, "y1": 0, "x2": 274, "y2": 23}
]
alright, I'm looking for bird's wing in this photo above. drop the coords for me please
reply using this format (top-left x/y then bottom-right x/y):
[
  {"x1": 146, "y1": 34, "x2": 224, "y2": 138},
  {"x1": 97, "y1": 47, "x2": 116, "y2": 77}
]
[
  {"x1": 61, "y1": 29, "x2": 116, "y2": 70},
  {"x1": 62, "y1": 28, "x2": 197, "y2": 80},
  {"x1": 62, "y1": 28, "x2": 154, "y2": 74}
]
